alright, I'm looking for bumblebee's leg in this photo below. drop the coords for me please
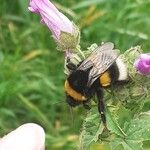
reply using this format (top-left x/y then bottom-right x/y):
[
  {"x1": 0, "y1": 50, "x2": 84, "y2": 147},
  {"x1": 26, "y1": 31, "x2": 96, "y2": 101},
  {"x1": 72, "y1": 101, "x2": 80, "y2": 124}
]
[
  {"x1": 66, "y1": 58, "x2": 78, "y2": 71},
  {"x1": 66, "y1": 62, "x2": 77, "y2": 71},
  {"x1": 96, "y1": 88, "x2": 107, "y2": 129}
]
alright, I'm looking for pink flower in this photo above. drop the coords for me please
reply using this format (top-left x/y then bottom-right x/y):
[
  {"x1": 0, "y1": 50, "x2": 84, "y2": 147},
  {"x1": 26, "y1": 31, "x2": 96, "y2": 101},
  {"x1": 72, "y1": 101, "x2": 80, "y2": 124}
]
[
  {"x1": 28, "y1": 0, "x2": 74, "y2": 41},
  {"x1": 134, "y1": 53, "x2": 150, "y2": 76}
]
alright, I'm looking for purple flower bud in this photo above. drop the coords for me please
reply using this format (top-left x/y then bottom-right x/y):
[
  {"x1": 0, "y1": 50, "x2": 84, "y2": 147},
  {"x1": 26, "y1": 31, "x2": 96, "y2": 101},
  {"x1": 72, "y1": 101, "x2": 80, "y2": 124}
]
[
  {"x1": 28, "y1": 0, "x2": 74, "y2": 41},
  {"x1": 134, "y1": 53, "x2": 150, "y2": 76}
]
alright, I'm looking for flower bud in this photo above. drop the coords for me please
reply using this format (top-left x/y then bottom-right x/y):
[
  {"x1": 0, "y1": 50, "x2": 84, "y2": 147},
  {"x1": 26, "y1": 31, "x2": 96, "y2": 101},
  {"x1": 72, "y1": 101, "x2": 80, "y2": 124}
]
[{"x1": 28, "y1": 0, "x2": 80, "y2": 52}]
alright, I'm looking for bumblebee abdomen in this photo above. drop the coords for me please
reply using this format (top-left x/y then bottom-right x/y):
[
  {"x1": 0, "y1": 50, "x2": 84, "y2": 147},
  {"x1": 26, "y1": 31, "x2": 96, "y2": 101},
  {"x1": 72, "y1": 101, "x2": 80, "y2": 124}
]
[
  {"x1": 99, "y1": 71, "x2": 111, "y2": 87},
  {"x1": 115, "y1": 57, "x2": 128, "y2": 81},
  {"x1": 99, "y1": 59, "x2": 128, "y2": 87}
]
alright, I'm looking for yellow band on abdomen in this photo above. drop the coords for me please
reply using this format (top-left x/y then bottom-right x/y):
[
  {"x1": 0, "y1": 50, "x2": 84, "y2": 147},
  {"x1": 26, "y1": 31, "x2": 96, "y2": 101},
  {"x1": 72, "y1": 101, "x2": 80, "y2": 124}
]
[
  {"x1": 64, "y1": 80, "x2": 86, "y2": 101},
  {"x1": 100, "y1": 71, "x2": 111, "y2": 87}
]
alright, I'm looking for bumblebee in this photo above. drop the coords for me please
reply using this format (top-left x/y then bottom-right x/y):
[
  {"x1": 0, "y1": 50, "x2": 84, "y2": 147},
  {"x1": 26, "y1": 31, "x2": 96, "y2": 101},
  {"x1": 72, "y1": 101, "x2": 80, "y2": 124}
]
[{"x1": 64, "y1": 42, "x2": 128, "y2": 128}]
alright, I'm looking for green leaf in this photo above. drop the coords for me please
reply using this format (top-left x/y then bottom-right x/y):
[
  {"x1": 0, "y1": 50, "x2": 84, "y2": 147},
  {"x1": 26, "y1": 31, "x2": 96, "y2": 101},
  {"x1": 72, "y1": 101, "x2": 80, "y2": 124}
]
[
  {"x1": 80, "y1": 104, "x2": 150, "y2": 150},
  {"x1": 79, "y1": 107, "x2": 103, "y2": 150},
  {"x1": 106, "y1": 109, "x2": 127, "y2": 137},
  {"x1": 109, "y1": 112, "x2": 150, "y2": 150},
  {"x1": 125, "y1": 114, "x2": 150, "y2": 141},
  {"x1": 121, "y1": 140, "x2": 142, "y2": 150},
  {"x1": 109, "y1": 138, "x2": 123, "y2": 150},
  {"x1": 109, "y1": 137, "x2": 143, "y2": 150}
]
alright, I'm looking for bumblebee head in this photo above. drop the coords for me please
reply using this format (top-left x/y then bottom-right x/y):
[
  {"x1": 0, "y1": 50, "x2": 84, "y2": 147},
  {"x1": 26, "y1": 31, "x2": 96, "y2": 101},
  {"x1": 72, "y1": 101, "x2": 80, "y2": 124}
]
[{"x1": 66, "y1": 95, "x2": 82, "y2": 107}]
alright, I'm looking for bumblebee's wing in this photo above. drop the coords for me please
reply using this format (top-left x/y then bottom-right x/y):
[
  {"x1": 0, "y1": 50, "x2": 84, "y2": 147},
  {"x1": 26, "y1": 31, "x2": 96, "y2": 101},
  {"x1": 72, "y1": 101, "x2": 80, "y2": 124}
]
[
  {"x1": 77, "y1": 42, "x2": 119, "y2": 87},
  {"x1": 87, "y1": 49, "x2": 119, "y2": 86},
  {"x1": 93, "y1": 42, "x2": 114, "y2": 53},
  {"x1": 77, "y1": 42, "x2": 115, "y2": 70}
]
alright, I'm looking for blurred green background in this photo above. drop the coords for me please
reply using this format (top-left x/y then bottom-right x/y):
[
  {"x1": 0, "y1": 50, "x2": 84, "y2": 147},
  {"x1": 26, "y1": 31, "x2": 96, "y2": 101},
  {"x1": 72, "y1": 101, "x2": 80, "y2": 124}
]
[{"x1": 0, "y1": 0, "x2": 150, "y2": 149}]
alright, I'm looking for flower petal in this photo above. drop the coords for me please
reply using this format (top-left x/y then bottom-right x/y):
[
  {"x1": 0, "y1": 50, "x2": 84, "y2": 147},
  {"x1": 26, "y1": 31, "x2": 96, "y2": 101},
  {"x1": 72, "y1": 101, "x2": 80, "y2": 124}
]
[
  {"x1": 28, "y1": 0, "x2": 73, "y2": 40},
  {"x1": 140, "y1": 53, "x2": 150, "y2": 65},
  {"x1": 134, "y1": 53, "x2": 150, "y2": 76}
]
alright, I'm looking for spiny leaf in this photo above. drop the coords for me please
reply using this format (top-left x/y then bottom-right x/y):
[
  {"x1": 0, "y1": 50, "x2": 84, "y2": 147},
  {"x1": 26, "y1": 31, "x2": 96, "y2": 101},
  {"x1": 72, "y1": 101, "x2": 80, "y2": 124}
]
[
  {"x1": 79, "y1": 107, "x2": 103, "y2": 150},
  {"x1": 121, "y1": 140, "x2": 142, "y2": 150},
  {"x1": 109, "y1": 138, "x2": 123, "y2": 150},
  {"x1": 109, "y1": 112, "x2": 150, "y2": 150},
  {"x1": 125, "y1": 114, "x2": 150, "y2": 141},
  {"x1": 106, "y1": 108, "x2": 127, "y2": 137}
]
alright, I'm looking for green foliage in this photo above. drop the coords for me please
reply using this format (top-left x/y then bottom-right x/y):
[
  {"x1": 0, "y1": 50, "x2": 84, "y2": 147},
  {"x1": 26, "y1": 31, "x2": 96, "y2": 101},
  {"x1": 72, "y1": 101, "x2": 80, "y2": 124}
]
[
  {"x1": 0, "y1": 0, "x2": 150, "y2": 149},
  {"x1": 79, "y1": 47, "x2": 150, "y2": 150},
  {"x1": 80, "y1": 107, "x2": 150, "y2": 150},
  {"x1": 79, "y1": 108, "x2": 103, "y2": 150}
]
